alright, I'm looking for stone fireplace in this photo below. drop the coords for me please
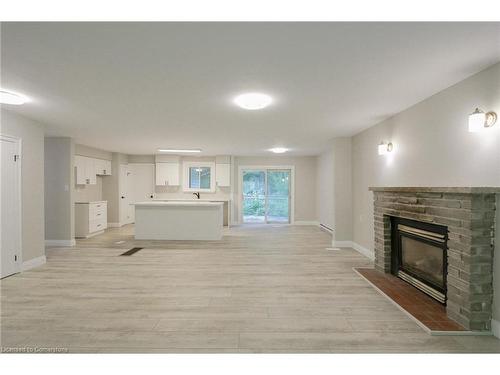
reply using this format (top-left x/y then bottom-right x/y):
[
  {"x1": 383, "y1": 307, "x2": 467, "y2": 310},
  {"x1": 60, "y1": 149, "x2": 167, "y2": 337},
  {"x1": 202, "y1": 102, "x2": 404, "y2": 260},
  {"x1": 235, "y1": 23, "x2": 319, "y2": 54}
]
[{"x1": 369, "y1": 187, "x2": 499, "y2": 331}]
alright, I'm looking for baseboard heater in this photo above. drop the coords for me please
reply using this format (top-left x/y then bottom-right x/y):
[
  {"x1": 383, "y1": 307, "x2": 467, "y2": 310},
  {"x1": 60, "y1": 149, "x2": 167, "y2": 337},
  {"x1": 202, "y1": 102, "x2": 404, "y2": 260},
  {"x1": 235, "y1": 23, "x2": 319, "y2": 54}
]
[{"x1": 319, "y1": 224, "x2": 333, "y2": 233}]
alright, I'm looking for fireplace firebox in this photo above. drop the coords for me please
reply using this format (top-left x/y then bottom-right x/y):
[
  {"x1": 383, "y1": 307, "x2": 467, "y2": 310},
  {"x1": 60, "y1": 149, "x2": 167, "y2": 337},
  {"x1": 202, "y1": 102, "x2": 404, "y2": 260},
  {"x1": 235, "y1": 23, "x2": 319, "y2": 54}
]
[{"x1": 391, "y1": 217, "x2": 448, "y2": 304}]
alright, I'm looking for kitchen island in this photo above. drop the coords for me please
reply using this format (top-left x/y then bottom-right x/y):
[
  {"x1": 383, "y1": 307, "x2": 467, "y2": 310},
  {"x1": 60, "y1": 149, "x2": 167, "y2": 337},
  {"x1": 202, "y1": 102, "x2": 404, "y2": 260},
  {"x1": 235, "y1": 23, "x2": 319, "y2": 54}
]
[{"x1": 134, "y1": 201, "x2": 224, "y2": 240}]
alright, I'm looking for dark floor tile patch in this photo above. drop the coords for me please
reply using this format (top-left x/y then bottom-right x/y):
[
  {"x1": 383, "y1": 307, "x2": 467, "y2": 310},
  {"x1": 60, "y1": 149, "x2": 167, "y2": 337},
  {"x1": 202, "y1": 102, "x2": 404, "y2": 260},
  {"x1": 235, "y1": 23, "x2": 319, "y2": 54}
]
[
  {"x1": 355, "y1": 267, "x2": 466, "y2": 332},
  {"x1": 120, "y1": 247, "x2": 144, "y2": 256}
]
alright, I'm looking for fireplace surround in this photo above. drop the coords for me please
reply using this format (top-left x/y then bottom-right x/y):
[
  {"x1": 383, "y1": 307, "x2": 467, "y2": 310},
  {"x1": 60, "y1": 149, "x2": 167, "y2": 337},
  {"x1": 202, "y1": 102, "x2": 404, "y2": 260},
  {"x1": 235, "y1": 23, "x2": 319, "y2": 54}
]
[{"x1": 369, "y1": 187, "x2": 499, "y2": 331}]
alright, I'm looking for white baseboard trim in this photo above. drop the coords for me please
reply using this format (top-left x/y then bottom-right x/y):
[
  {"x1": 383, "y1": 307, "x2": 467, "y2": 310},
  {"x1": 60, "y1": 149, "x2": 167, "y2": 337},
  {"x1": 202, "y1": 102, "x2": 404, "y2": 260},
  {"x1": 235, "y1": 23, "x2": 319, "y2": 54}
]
[
  {"x1": 351, "y1": 241, "x2": 375, "y2": 260},
  {"x1": 333, "y1": 240, "x2": 353, "y2": 248},
  {"x1": 492, "y1": 319, "x2": 500, "y2": 339},
  {"x1": 76, "y1": 230, "x2": 105, "y2": 239},
  {"x1": 294, "y1": 220, "x2": 320, "y2": 226},
  {"x1": 332, "y1": 240, "x2": 375, "y2": 260},
  {"x1": 45, "y1": 239, "x2": 76, "y2": 247},
  {"x1": 22, "y1": 255, "x2": 46, "y2": 271},
  {"x1": 107, "y1": 222, "x2": 122, "y2": 228}
]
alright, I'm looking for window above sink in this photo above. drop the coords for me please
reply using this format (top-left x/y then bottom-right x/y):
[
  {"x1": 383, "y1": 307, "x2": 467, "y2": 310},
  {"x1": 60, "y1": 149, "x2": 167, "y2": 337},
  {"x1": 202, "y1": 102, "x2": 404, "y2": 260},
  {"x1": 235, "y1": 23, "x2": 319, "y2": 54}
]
[{"x1": 182, "y1": 161, "x2": 216, "y2": 193}]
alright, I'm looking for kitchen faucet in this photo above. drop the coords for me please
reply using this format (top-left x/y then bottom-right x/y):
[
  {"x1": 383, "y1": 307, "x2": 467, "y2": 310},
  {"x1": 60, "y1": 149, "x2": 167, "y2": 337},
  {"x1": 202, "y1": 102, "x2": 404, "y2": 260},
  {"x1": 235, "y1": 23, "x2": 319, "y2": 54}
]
[{"x1": 193, "y1": 192, "x2": 200, "y2": 199}]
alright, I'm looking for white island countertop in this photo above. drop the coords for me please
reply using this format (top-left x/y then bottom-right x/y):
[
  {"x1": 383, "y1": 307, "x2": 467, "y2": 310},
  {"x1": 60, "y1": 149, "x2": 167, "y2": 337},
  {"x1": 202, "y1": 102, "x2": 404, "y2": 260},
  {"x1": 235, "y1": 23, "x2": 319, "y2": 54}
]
[
  {"x1": 152, "y1": 198, "x2": 230, "y2": 202},
  {"x1": 135, "y1": 201, "x2": 224, "y2": 207}
]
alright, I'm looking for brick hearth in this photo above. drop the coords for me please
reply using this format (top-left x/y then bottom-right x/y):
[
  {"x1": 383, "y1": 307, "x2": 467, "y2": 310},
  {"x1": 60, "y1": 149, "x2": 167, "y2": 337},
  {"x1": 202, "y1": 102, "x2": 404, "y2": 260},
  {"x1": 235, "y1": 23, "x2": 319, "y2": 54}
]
[{"x1": 369, "y1": 187, "x2": 499, "y2": 331}]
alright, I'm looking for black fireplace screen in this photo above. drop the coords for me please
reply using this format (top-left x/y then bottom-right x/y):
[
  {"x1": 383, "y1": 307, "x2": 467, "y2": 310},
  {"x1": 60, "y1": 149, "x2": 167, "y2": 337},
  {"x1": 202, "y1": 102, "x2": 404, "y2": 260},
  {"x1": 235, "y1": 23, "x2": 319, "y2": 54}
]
[{"x1": 391, "y1": 217, "x2": 448, "y2": 304}]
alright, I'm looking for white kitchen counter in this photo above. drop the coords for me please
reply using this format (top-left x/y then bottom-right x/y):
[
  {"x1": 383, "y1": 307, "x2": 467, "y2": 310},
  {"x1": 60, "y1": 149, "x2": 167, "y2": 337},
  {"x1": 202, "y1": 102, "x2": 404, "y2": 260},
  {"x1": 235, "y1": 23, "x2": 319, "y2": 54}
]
[
  {"x1": 152, "y1": 198, "x2": 230, "y2": 202},
  {"x1": 134, "y1": 201, "x2": 224, "y2": 240},
  {"x1": 136, "y1": 201, "x2": 223, "y2": 207}
]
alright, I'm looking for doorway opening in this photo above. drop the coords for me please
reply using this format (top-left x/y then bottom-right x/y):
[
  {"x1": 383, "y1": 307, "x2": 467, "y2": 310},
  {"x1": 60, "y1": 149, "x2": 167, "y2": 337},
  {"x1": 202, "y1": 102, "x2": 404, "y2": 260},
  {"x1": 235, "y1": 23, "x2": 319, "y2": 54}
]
[{"x1": 240, "y1": 167, "x2": 293, "y2": 224}]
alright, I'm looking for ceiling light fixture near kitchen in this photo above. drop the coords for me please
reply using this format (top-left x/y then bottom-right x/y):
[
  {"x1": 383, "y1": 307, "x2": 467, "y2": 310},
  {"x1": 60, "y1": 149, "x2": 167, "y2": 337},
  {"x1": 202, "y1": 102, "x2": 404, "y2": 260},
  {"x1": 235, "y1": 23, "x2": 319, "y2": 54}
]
[
  {"x1": 0, "y1": 89, "x2": 30, "y2": 105},
  {"x1": 270, "y1": 147, "x2": 288, "y2": 154},
  {"x1": 234, "y1": 92, "x2": 273, "y2": 110},
  {"x1": 157, "y1": 149, "x2": 202, "y2": 153}
]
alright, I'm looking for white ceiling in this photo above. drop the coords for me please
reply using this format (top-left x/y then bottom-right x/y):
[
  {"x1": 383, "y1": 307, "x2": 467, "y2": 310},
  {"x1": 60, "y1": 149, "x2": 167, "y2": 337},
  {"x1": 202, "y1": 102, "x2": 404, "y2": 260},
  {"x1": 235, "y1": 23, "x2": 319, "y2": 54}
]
[{"x1": 2, "y1": 22, "x2": 500, "y2": 156}]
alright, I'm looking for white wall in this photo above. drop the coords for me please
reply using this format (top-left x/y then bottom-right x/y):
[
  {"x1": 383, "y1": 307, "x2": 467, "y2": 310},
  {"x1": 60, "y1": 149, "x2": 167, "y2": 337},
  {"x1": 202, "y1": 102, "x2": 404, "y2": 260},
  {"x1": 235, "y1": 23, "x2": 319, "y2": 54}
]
[
  {"x1": 0, "y1": 109, "x2": 45, "y2": 262},
  {"x1": 332, "y1": 138, "x2": 353, "y2": 243},
  {"x1": 127, "y1": 154, "x2": 155, "y2": 164},
  {"x1": 234, "y1": 155, "x2": 317, "y2": 223},
  {"x1": 351, "y1": 62, "x2": 500, "y2": 329},
  {"x1": 44, "y1": 137, "x2": 75, "y2": 242},
  {"x1": 316, "y1": 138, "x2": 353, "y2": 242},
  {"x1": 316, "y1": 148, "x2": 334, "y2": 230},
  {"x1": 75, "y1": 144, "x2": 112, "y2": 161},
  {"x1": 74, "y1": 177, "x2": 103, "y2": 203}
]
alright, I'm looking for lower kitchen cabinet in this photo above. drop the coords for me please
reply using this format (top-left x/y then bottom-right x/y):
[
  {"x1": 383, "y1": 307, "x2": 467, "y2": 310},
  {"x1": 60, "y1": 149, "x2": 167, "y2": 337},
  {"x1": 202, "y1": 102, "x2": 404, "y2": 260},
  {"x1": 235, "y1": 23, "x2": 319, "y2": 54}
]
[{"x1": 75, "y1": 201, "x2": 108, "y2": 238}]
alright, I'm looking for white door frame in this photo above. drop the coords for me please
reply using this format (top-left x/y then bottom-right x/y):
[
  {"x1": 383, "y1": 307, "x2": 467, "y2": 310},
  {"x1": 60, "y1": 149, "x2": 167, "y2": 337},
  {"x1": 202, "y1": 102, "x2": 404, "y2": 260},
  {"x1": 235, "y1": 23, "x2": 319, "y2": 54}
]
[
  {"x1": 238, "y1": 165, "x2": 295, "y2": 225},
  {"x1": 0, "y1": 134, "x2": 23, "y2": 277}
]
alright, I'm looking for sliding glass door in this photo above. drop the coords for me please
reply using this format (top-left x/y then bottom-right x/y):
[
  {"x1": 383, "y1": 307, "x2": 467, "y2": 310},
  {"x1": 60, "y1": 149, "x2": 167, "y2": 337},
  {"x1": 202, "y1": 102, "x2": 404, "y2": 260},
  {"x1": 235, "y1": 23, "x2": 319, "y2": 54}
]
[
  {"x1": 242, "y1": 170, "x2": 266, "y2": 223},
  {"x1": 266, "y1": 170, "x2": 290, "y2": 223},
  {"x1": 242, "y1": 169, "x2": 291, "y2": 224}
]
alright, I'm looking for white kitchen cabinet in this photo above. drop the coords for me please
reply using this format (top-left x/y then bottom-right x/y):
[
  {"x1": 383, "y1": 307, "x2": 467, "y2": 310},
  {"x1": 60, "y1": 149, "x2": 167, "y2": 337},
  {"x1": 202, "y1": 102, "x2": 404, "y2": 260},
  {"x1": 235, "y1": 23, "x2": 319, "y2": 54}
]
[
  {"x1": 95, "y1": 158, "x2": 112, "y2": 176},
  {"x1": 216, "y1": 163, "x2": 230, "y2": 187},
  {"x1": 85, "y1": 157, "x2": 97, "y2": 185},
  {"x1": 75, "y1": 155, "x2": 87, "y2": 185},
  {"x1": 75, "y1": 156, "x2": 96, "y2": 185},
  {"x1": 155, "y1": 162, "x2": 179, "y2": 186},
  {"x1": 103, "y1": 160, "x2": 112, "y2": 175},
  {"x1": 75, "y1": 201, "x2": 107, "y2": 238},
  {"x1": 93, "y1": 158, "x2": 103, "y2": 176},
  {"x1": 75, "y1": 156, "x2": 112, "y2": 185}
]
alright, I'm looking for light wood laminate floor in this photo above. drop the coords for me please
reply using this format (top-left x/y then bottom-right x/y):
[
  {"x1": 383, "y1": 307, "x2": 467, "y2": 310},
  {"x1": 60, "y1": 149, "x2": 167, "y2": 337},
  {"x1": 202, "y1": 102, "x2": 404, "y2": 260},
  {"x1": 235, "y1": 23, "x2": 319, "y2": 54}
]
[{"x1": 1, "y1": 224, "x2": 499, "y2": 353}]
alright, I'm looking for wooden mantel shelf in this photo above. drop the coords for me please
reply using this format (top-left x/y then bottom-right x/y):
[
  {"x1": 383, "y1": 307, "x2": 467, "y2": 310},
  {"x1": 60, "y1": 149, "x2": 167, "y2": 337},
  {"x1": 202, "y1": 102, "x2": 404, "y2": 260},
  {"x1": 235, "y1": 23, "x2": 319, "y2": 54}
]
[{"x1": 369, "y1": 186, "x2": 500, "y2": 194}]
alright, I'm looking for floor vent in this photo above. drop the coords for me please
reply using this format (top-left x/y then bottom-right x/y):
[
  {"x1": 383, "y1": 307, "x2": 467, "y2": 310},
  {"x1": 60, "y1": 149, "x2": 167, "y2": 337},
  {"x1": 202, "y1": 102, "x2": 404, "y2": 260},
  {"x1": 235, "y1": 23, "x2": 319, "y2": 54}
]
[{"x1": 120, "y1": 247, "x2": 143, "y2": 256}]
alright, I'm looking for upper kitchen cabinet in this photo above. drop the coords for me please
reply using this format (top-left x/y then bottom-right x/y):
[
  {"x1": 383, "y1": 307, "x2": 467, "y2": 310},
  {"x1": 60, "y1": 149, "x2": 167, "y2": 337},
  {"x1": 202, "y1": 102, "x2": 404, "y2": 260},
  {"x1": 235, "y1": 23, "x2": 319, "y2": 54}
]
[
  {"x1": 75, "y1": 155, "x2": 87, "y2": 185},
  {"x1": 155, "y1": 162, "x2": 180, "y2": 186},
  {"x1": 75, "y1": 156, "x2": 112, "y2": 185},
  {"x1": 215, "y1": 163, "x2": 230, "y2": 187},
  {"x1": 75, "y1": 156, "x2": 96, "y2": 185},
  {"x1": 215, "y1": 155, "x2": 231, "y2": 187},
  {"x1": 95, "y1": 158, "x2": 112, "y2": 176}
]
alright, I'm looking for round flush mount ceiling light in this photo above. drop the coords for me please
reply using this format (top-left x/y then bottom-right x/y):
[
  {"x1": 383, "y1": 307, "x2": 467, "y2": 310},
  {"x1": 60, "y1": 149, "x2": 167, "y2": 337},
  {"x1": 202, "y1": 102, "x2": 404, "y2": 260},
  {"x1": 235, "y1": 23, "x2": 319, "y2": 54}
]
[
  {"x1": 269, "y1": 147, "x2": 288, "y2": 154},
  {"x1": 0, "y1": 89, "x2": 30, "y2": 105},
  {"x1": 234, "y1": 92, "x2": 273, "y2": 110}
]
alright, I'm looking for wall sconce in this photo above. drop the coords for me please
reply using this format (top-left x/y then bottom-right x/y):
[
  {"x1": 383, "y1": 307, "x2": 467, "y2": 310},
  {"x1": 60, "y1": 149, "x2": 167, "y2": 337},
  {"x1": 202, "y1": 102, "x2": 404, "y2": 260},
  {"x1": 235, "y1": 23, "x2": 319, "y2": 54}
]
[
  {"x1": 468, "y1": 108, "x2": 497, "y2": 132},
  {"x1": 378, "y1": 142, "x2": 393, "y2": 155}
]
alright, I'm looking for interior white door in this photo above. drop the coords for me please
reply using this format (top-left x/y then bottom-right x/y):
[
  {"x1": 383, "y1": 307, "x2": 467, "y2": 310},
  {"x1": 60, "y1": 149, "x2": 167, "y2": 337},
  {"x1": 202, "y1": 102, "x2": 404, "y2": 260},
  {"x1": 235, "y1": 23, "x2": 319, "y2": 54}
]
[
  {"x1": 127, "y1": 163, "x2": 155, "y2": 223},
  {"x1": 1, "y1": 135, "x2": 21, "y2": 278},
  {"x1": 119, "y1": 165, "x2": 133, "y2": 225}
]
